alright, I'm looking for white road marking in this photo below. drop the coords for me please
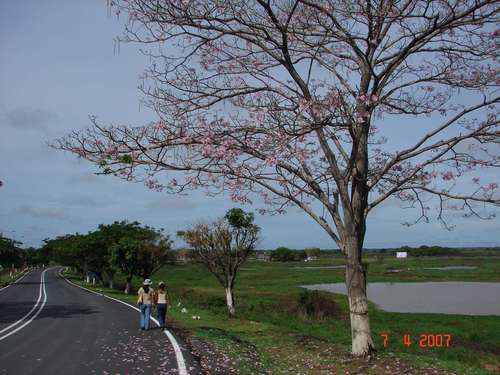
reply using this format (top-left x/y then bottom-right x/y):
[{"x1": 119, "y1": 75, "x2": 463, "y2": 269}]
[
  {"x1": 0, "y1": 268, "x2": 49, "y2": 341},
  {"x1": 59, "y1": 268, "x2": 188, "y2": 375},
  {"x1": 0, "y1": 268, "x2": 32, "y2": 293},
  {"x1": 0, "y1": 274, "x2": 43, "y2": 335}
]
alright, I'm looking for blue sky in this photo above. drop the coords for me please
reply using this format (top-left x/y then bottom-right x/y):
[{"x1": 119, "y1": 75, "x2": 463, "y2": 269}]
[{"x1": 0, "y1": 0, "x2": 498, "y2": 249}]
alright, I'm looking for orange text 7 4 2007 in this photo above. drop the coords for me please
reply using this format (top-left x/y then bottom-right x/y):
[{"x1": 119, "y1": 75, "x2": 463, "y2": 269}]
[{"x1": 379, "y1": 333, "x2": 452, "y2": 348}]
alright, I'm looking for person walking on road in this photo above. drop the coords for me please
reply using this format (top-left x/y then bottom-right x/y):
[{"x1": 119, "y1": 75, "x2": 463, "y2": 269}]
[
  {"x1": 155, "y1": 281, "x2": 170, "y2": 330},
  {"x1": 137, "y1": 279, "x2": 155, "y2": 330}
]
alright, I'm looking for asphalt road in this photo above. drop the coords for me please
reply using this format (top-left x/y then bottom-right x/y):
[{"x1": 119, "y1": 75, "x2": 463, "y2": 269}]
[{"x1": 0, "y1": 267, "x2": 202, "y2": 375}]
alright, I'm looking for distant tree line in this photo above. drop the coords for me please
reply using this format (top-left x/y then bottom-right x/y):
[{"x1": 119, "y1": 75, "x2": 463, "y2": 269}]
[
  {"x1": 0, "y1": 234, "x2": 43, "y2": 269},
  {"x1": 255, "y1": 247, "x2": 322, "y2": 262},
  {"x1": 372, "y1": 245, "x2": 459, "y2": 257}
]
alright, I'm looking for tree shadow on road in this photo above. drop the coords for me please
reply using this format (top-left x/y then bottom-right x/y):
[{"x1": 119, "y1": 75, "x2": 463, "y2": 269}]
[{"x1": 0, "y1": 302, "x2": 100, "y2": 324}]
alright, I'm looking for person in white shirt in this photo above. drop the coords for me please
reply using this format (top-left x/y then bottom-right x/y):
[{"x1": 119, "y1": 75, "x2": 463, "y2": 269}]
[{"x1": 155, "y1": 281, "x2": 170, "y2": 330}]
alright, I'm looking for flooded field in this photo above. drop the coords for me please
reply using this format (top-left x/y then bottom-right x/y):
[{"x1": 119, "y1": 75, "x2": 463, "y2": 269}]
[{"x1": 303, "y1": 282, "x2": 500, "y2": 315}]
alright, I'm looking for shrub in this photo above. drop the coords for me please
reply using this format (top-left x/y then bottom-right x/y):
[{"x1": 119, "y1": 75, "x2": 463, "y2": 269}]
[
  {"x1": 271, "y1": 247, "x2": 308, "y2": 262},
  {"x1": 305, "y1": 247, "x2": 321, "y2": 258},
  {"x1": 178, "y1": 288, "x2": 227, "y2": 311},
  {"x1": 288, "y1": 290, "x2": 341, "y2": 320},
  {"x1": 295, "y1": 250, "x2": 307, "y2": 261},
  {"x1": 271, "y1": 247, "x2": 295, "y2": 262}
]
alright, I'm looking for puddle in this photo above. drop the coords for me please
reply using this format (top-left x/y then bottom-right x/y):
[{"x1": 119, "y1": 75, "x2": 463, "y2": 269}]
[
  {"x1": 423, "y1": 266, "x2": 477, "y2": 271},
  {"x1": 303, "y1": 282, "x2": 500, "y2": 315},
  {"x1": 294, "y1": 266, "x2": 345, "y2": 270}
]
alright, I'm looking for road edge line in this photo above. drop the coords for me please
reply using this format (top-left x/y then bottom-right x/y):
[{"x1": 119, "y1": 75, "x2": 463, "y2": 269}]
[
  {"x1": 0, "y1": 271, "x2": 44, "y2": 335},
  {"x1": 59, "y1": 268, "x2": 188, "y2": 375},
  {"x1": 0, "y1": 268, "x2": 49, "y2": 342}
]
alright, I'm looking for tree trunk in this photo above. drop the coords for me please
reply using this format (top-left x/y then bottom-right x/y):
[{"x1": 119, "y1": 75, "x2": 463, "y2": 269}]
[
  {"x1": 124, "y1": 277, "x2": 132, "y2": 294},
  {"x1": 225, "y1": 286, "x2": 236, "y2": 317},
  {"x1": 109, "y1": 279, "x2": 114, "y2": 289},
  {"x1": 344, "y1": 241, "x2": 375, "y2": 356}
]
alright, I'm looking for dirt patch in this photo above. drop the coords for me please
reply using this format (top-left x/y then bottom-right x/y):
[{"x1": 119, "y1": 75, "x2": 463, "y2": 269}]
[
  {"x1": 182, "y1": 332, "x2": 239, "y2": 374},
  {"x1": 178, "y1": 327, "x2": 267, "y2": 374}
]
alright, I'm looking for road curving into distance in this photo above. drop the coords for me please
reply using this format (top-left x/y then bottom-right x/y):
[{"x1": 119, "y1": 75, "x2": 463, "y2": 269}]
[{"x1": 0, "y1": 267, "x2": 202, "y2": 375}]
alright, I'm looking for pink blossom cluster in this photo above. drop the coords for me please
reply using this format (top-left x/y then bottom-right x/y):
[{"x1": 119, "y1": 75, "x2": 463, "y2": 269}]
[
  {"x1": 422, "y1": 171, "x2": 439, "y2": 182},
  {"x1": 264, "y1": 156, "x2": 278, "y2": 166},
  {"x1": 74, "y1": 147, "x2": 87, "y2": 158},
  {"x1": 398, "y1": 191, "x2": 415, "y2": 201},
  {"x1": 105, "y1": 144, "x2": 119, "y2": 157},
  {"x1": 441, "y1": 171, "x2": 454, "y2": 181},
  {"x1": 185, "y1": 176, "x2": 199, "y2": 188},
  {"x1": 156, "y1": 121, "x2": 168, "y2": 130},
  {"x1": 227, "y1": 178, "x2": 251, "y2": 203},
  {"x1": 144, "y1": 178, "x2": 164, "y2": 192},
  {"x1": 357, "y1": 94, "x2": 379, "y2": 106},
  {"x1": 482, "y1": 182, "x2": 498, "y2": 192}
]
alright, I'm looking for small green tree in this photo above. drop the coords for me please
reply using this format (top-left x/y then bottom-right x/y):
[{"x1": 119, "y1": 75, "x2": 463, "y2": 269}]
[
  {"x1": 181, "y1": 208, "x2": 260, "y2": 317},
  {"x1": 109, "y1": 221, "x2": 172, "y2": 294}
]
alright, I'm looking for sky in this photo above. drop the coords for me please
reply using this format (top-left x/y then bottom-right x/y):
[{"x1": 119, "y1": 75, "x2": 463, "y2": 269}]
[{"x1": 0, "y1": 0, "x2": 499, "y2": 249}]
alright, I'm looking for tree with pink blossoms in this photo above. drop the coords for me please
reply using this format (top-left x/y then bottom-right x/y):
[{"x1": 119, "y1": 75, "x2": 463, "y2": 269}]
[{"x1": 55, "y1": 0, "x2": 499, "y2": 355}]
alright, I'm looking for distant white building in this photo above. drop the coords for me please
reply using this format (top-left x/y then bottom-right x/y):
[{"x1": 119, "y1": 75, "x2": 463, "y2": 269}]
[
  {"x1": 304, "y1": 256, "x2": 318, "y2": 262},
  {"x1": 396, "y1": 252, "x2": 408, "y2": 258}
]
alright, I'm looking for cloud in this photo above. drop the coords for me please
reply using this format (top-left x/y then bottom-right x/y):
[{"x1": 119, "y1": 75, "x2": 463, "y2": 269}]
[
  {"x1": 67, "y1": 172, "x2": 103, "y2": 185},
  {"x1": 59, "y1": 195, "x2": 99, "y2": 208},
  {"x1": 15, "y1": 204, "x2": 67, "y2": 220},
  {"x1": 145, "y1": 197, "x2": 196, "y2": 210},
  {"x1": 3, "y1": 107, "x2": 58, "y2": 132}
]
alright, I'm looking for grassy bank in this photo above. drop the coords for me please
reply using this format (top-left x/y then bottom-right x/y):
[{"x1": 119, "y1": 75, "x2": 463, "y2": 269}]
[
  {"x1": 0, "y1": 267, "x2": 31, "y2": 288},
  {"x1": 65, "y1": 253, "x2": 500, "y2": 374}
]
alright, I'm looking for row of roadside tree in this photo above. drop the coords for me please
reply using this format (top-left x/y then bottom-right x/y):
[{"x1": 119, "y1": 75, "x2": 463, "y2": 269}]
[{"x1": 40, "y1": 221, "x2": 174, "y2": 294}]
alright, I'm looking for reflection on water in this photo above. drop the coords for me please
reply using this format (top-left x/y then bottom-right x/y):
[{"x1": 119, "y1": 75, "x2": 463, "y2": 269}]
[{"x1": 303, "y1": 282, "x2": 500, "y2": 315}]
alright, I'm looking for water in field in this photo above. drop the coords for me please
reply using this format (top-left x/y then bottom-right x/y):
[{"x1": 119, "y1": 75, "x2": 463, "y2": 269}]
[
  {"x1": 303, "y1": 282, "x2": 500, "y2": 315},
  {"x1": 422, "y1": 266, "x2": 477, "y2": 271},
  {"x1": 294, "y1": 266, "x2": 345, "y2": 270}
]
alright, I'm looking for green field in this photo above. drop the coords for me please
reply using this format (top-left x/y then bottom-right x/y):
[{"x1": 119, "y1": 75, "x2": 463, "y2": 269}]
[{"x1": 66, "y1": 252, "x2": 500, "y2": 374}]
